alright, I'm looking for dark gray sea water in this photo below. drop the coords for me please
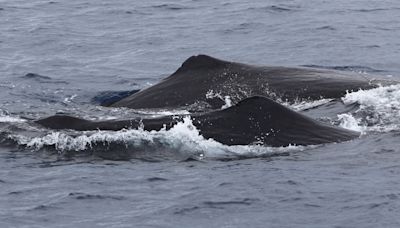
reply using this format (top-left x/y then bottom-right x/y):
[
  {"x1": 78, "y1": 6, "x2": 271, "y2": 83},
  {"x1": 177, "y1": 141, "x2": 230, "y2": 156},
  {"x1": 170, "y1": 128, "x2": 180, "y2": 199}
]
[{"x1": 2, "y1": 0, "x2": 400, "y2": 227}]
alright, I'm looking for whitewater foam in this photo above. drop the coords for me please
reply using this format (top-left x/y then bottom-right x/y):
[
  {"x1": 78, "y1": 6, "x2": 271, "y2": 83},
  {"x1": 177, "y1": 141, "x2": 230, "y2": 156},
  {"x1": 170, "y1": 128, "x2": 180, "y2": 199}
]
[
  {"x1": 285, "y1": 98, "x2": 334, "y2": 111},
  {"x1": 205, "y1": 90, "x2": 233, "y2": 109},
  {"x1": 0, "y1": 112, "x2": 27, "y2": 123},
  {"x1": 340, "y1": 84, "x2": 400, "y2": 132},
  {"x1": 10, "y1": 116, "x2": 306, "y2": 159},
  {"x1": 337, "y1": 113, "x2": 366, "y2": 133}
]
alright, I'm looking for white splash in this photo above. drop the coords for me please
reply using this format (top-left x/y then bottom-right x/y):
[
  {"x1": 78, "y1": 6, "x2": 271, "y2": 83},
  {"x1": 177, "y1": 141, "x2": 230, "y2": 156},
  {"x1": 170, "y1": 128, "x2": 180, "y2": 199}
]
[
  {"x1": 337, "y1": 113, "x2": 366, "y2": 133},
  {"x1": 63, "y1": 94, "x2": 77, "y2": 103},
  {"x1": 342, "y1": 84, "x2": 400, "y2": 108},
  {"x1": 11, "y1": 116, "x2": 305, "y2": 158},
  {"x1": 341, "y1": 84, "x2": 400, "y2": 132},
  {"x1": 221, "y1": 96, "x2": 232, "y2": 109},
  {"x1": 0, "y1": 112, "x2": 27, "y2": 123},
  {"x1": 134, "y1": 109, "x2": 190, "y2": 116},
  {"x1": 286, "y1": 98, "x2": 334, "y2": 111},
  {"x1": 206, "y1": 90, "x2": 233, "y2": 109}
]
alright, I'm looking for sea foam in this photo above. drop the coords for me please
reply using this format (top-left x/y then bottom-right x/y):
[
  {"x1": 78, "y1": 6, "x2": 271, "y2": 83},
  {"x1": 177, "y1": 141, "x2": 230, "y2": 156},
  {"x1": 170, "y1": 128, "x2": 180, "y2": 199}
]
[
  {"x1": 339, "y1": 84, "x2": 400, "y2": 132},
  {"x1": 10, "y1": 116, "x2": 306, "y2": 159}
]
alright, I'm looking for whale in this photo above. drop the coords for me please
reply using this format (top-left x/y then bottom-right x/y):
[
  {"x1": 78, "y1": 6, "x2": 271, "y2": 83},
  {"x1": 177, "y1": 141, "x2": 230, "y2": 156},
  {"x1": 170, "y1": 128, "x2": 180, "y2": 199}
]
[
  {"x1": 35, "y1": 55, "x2": 397, "y2": 147},
  {"x1": 108, "y1": 54, "x2": 390, "y2": 110},
  {"x1": 35, "y1": 96, "x2": 359, "y2": 147}
]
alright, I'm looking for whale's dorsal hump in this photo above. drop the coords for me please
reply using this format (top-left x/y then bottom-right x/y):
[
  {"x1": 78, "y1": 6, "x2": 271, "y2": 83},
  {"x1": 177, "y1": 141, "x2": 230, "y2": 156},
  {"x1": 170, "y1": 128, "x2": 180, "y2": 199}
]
[
  {"x1": 229, "y1": 96, "x2": 284, "y2": 113},
  {"x1": 178, "y1": 54, "x2": 228, "y2": 72}
]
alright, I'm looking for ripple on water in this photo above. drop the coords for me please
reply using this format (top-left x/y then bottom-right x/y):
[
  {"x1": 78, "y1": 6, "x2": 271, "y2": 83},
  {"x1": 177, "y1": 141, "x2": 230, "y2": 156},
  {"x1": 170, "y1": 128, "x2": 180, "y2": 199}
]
[
  {"x1": 151, "y1": 4, "x2": 192, "y2": 11},
  {"x1": 146, "y1": 177, "x2": 168, "y2": 182},
  {"x1": 68, "y1": 192, "x2": 126, "y2": 201},
  {"x1": 351, "y1": 8, "x2": 400, "y2": 13},
  {"x1": 174, "y1": 198, "x2": 259, "y2": 215},
  {"x1": 28, "y1": 204, "x2": 59, "y2": 212},
  {"x1": 21, "y1": 73, "x2": 69, "y2": 84},
  {"x1": 315, "y1": 25, "x2": 336, "y2": 31},
  {"x1": 248, "y1": 5, "x2": 300, "y2": 13},
  {"x1": 301, "y1": 65, "x2": 386, "y2": 73}
]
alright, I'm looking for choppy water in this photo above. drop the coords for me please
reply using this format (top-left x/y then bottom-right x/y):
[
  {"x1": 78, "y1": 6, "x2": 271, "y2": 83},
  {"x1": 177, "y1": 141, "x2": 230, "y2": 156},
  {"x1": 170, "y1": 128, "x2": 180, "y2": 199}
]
[{"x1": 1, "y1": 0, "x2": 400, "y2": 227}]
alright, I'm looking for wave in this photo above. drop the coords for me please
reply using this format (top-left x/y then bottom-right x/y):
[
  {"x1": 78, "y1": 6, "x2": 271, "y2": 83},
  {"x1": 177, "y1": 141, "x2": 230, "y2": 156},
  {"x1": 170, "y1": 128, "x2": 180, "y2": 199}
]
[
  {"x1": 0, "y1": 111, "x2": 27, "y2": 123},
  {"x1": 22, "y1": 73, "x2": 68, "y2": 84},
  {"x1": 302, "y1": 65, "x2": 386, "y2": 74},
  {"x1": 247, "y1": 5, "x2": 300, "y2": 13},
  {"x1": 351, "y1": 8, "x2": 400, "y2": 13},
  {"x1": 151, "y1": 4, "x2": 192, "y2": 11}
]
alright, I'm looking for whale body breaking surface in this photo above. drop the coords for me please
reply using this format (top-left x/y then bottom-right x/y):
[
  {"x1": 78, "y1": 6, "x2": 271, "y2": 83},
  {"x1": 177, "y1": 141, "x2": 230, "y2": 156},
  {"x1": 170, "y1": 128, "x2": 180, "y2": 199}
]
[
  {"x1": 35, "y1": 55, "x2": 397, "y2": 147},
  {"x1": 36, "y1": 96, "x2": 359, "y2": 146},
  {"x1": 109, "y1": 54, "x2": 386, "y2": 110}
]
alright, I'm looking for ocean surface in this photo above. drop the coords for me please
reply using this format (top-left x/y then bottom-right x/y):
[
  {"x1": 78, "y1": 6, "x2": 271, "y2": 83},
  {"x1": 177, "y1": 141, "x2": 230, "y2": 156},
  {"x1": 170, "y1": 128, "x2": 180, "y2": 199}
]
[{"x1": 1, "y1": 0, "x2": 400, "y2": 227}]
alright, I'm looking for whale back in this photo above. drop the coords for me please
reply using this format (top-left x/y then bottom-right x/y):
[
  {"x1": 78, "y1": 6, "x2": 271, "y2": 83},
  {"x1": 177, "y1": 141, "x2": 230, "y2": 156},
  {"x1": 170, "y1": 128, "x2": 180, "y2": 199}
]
[
  {"x1": 109, "y1": 55, "x2": 379, "y2": 110},
  {"x1": 36, "y1": 96, "x2": 359, "y2": 147},
  {"x1": 193, "y1": 96, "x2": 359, "y2": 146}
]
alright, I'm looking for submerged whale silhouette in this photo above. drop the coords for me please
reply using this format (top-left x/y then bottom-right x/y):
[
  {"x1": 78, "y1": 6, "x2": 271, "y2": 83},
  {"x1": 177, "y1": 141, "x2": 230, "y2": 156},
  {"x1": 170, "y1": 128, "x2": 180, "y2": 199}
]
[
  {"x1": 109, "y1": 54, "x2": 386, "y2": 110},
  {"x1": 36, "y1": 96, "x2": 359, "y2": 147}
]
